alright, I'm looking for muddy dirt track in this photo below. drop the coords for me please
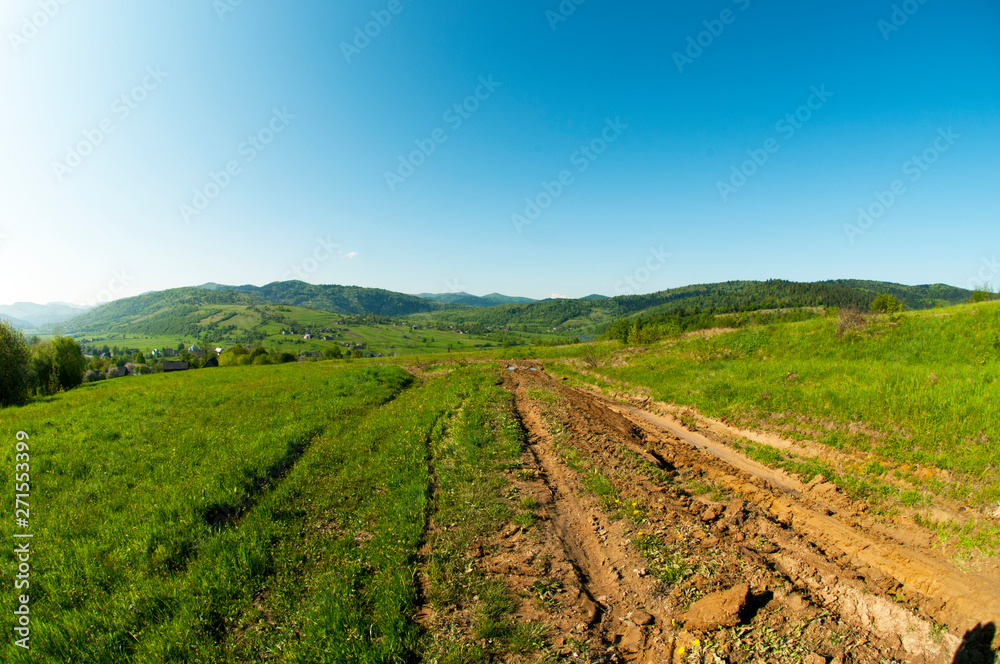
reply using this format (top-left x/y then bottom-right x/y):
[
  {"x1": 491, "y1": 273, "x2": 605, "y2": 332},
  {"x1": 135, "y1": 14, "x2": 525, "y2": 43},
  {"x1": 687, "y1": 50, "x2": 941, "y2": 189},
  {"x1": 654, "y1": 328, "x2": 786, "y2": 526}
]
[{"x1": 481, "y1": 361, "x2": 998, "y2": 663}]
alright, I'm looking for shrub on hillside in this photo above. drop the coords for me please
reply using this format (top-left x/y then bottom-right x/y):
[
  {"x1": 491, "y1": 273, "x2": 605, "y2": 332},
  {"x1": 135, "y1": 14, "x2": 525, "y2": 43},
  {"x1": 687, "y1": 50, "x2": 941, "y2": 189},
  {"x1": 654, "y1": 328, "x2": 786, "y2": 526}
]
[
  {"x1": 83, "y1": 369, "x2": 104, "y2": 383},
  {"x1": 869, "y1": 294, "x2": 901, "y2": 315},
  {"x1": 837, "y1": 308, "x2": 868, "y2": 336},
  {"x1": 0, "y1": 320, "x2": 30, "y2": 407}
]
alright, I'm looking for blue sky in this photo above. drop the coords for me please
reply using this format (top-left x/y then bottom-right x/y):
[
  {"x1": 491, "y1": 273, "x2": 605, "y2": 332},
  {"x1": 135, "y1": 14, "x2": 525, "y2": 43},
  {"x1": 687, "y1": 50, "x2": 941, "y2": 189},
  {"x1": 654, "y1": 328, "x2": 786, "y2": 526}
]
[{"x1": 1, "y1": 0, "x2": 998, "y2": 305}]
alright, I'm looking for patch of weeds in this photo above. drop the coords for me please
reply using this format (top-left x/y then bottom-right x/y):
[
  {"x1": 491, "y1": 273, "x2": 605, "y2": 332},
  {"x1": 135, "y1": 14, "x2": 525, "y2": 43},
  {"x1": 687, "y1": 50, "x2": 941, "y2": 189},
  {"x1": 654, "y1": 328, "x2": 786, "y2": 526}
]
[
  {"x1": 512, "y1": 512, "x2": 538, "y2": 529},
  {"x1": 898, "y1": 489, "x2": 927, "y2": 508},
  {"x1": 529, "y1": 578, "x2": 562, "y2": 609},
  {"x1": 506, "y1": 622, "x2": 548, "y2": 654},
  {"x1": 519, "y1": 496, "x2": 540, "y2": 510},
  {"x1": 553, "y1": 441, "x2": 585, "y2": 472},
  {"x1": 516, "y1": 467, "x2": 539, "y2": 481},
  {"x1": 583, "y1": 468, "x2": 620, "y2": 511},
  {"x1": 633, "y1": 533, "x2": 690, "y2": 586},
  {"x1": 709, "y1": 487, "x2": 731, "y2": 502},
  {"x1": 863, "y1": 460, "x2": 886, "y2": 476},
  {"x1": 922, "y1": 516, "x2": 1000, "y2": 557},
  {"x1": 685, "y1": 479, "x2": 712, "y2": 496}
]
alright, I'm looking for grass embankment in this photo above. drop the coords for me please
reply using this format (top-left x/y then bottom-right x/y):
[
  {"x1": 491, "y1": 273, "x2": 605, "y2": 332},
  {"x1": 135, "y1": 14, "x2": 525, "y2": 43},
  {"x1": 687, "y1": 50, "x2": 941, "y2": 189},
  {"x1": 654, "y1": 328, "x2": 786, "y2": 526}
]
[
  {"x1": 0, "y1": 362, "x2": 531, "y2": 663},
  {"x1": 550, "y1": 302, "x2": 1000, "y2": 551}
]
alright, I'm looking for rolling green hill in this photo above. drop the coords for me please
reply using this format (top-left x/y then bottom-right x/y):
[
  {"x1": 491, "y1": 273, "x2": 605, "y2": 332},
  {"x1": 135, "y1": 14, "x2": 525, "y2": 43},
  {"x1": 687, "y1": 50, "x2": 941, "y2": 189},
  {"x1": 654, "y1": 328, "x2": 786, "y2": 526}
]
[
  {"x1": 198, "y1": 281, "x2": 448, "y2": 316},
  {"x1": 58, "y1": 278, "x2": 976, "y2": 350},
  {"x1": 413, "y1": 292, "x2": 537, "y2": 306},
  {"x1": 420, "y1": 279, "x2": 974, "y2": 334}
]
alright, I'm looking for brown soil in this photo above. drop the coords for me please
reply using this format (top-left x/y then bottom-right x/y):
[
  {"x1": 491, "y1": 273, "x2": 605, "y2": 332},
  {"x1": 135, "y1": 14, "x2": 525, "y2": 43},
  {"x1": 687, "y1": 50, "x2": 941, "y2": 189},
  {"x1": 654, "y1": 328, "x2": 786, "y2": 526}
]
[{"x1": 470, "y1": 361, "x2": 999, "y2": 663}]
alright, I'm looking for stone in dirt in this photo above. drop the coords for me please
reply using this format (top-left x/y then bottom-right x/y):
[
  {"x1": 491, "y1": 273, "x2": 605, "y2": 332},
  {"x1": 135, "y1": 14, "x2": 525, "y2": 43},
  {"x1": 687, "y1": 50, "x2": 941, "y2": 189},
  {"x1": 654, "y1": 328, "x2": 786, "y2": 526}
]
[
  {"x1": 683, "y1": 582, "x2": 751, "y2": 632},
  {"x1": 619, "y1": 624, "x2": 645, "y2": 652},
  {"x1": 631, "y1": 609, "x2": 653, "y2": 625}
]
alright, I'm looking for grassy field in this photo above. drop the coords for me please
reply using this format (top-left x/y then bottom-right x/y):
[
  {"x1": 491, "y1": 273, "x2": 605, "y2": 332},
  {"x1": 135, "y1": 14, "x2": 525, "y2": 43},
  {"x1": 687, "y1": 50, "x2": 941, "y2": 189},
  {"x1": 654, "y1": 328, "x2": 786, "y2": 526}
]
[
  {"x1": 0, "y1": 361, "x2": 531, "y2": 663},
  {"x1": 539, "y1": 302, "x2": 1000, "y2": 546},
  {"x1": 73, "y1": 318, "x2": 561, "y2": 358}
]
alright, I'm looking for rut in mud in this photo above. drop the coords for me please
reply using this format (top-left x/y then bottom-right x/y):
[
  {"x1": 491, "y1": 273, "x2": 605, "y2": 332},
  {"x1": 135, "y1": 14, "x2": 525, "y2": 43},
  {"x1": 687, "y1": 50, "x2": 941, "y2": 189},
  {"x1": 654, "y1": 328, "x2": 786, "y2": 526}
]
[{"x1": 477, "y1": 361, "x2": 998, "y2": 663}]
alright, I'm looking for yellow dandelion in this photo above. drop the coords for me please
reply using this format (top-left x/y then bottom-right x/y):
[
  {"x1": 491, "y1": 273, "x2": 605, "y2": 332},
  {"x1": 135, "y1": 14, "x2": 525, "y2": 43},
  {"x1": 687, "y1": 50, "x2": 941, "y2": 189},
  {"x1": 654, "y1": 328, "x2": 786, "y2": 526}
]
[
  {"x1": 638, "y1": 531, "x2": 644, "y2": 536},
  {"x1": 692, "y1": 639, "x2": 700, "y2": 647},
  {"x1": 677, "y1": 646, "x2": 686, "y2": 655},
  {"x1": 633, "y1": 509, "x2": 639, "y2": 514}
]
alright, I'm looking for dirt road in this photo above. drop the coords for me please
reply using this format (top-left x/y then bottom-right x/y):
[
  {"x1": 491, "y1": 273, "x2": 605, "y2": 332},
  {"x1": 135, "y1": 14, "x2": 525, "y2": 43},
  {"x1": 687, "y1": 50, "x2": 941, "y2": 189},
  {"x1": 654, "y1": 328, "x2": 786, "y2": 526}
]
[{"x1": 481, "y1": 361, "x2": 998, "y2": 663}]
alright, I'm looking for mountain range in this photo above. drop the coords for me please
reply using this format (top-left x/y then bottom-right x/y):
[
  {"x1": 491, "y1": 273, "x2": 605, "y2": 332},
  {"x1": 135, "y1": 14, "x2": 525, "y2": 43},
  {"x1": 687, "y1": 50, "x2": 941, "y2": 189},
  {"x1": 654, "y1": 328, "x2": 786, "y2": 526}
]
[
  {"x1": 0, "y1": 302, "x2": 91, "y2": 328},
  {"x1": 26, "y1": 278, "x2": 974, "y2": 340}
]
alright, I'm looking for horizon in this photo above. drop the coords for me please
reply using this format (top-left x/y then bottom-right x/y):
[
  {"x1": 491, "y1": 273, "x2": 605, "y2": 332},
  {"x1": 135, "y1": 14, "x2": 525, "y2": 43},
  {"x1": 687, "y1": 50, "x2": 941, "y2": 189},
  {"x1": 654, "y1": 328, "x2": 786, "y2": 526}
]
[{"x1": 1, "y1": 1, "x2": 998, "y2": 305}]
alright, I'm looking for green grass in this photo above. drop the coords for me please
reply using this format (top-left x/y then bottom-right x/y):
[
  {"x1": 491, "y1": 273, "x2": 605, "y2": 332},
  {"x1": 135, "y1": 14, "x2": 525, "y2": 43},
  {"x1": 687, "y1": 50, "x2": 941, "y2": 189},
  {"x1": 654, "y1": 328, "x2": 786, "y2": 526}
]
[
  {"x1": 0, "y1": 360, "x2": 538, "y2": 663},
  {"x1": 562, "y1": 302, "x2": 1000, "y2": 508}
]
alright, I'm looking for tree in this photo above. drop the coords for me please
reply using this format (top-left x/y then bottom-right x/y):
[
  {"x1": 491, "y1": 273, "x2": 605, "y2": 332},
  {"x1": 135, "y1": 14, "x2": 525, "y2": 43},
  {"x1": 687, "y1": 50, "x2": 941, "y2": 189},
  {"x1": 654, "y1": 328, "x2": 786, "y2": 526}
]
[
  {"x1": 28, "y1": 342, "x2": 59, "y2": 396},
  {"x1": 51, "y1": 336, "x2": 86, "y2": 391},
  {"x1": 969, "y1": 287, "x2": 994, "y2": 303},
  {"x1": 0, "y1": 320, "x2": 31, "y2": 407},
  {"x1": 323, "y1": 346, "x2": 343, "y2": 360},
  {"x1": 135, "y1": 351, "x2": 146, "y2": 364},
  {"x1": 279, "y1": 351, "x2": 297, "y2": 363},
  {"x1": 869, "y1": 294, "x2": 900, "y2": 316}
]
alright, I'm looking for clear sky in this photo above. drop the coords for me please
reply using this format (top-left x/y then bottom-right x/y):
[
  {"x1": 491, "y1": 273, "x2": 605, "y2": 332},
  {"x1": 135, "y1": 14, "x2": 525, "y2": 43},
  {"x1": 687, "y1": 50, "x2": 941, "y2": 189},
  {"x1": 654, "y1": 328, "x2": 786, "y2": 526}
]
[{"x1": 1, "y1": 0, "x2": 998, "y2": 306}]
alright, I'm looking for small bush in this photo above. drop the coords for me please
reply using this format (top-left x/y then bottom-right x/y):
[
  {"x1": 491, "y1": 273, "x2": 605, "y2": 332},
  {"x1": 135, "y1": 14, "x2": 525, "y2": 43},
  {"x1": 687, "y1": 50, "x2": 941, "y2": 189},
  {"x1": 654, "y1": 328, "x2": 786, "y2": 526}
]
[{"x1": 837, "y1": 308, "x2": 868, "y2": 336}]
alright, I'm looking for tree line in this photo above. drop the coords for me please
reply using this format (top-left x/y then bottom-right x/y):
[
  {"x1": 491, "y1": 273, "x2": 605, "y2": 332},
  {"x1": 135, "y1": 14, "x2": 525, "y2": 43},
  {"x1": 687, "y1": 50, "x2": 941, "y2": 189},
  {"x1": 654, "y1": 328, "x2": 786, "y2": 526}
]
[{"x1": 1, "y1": 320, "x2": 87, "y2": 407}]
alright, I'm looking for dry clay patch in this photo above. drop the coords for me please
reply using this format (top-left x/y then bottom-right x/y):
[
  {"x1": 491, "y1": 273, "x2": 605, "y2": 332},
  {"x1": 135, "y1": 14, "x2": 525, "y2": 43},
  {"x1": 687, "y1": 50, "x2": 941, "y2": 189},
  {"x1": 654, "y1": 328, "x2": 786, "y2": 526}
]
[{"x1": 495, "y1": 362, "x2": 1000, "y2": 663}]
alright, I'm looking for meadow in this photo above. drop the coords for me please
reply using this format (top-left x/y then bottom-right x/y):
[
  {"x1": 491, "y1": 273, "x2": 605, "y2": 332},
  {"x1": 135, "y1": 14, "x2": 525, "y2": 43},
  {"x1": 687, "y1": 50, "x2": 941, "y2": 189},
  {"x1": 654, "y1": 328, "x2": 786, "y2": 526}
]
[
  {"x1": 539, "y1": 302, "x2": 1000, "y2": 548},
  {"x1": 0, "y1": 361, "x2": 527, "y2": 663}
]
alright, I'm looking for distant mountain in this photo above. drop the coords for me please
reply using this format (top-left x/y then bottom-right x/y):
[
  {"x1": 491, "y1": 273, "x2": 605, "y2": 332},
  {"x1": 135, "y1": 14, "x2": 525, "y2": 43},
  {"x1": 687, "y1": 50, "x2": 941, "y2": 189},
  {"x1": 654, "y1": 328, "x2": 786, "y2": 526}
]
[
  {"x1": 423, "y1": 279, "x2": 974, "y2": 334},
  {"x1": 57, "y1": 278, "x2": 974, "y2": 341},
  {"x1": 0, "y1": 313, "x2": 34, "y2": 329},
  {"x1": 0, "y1": 302, "x2": 91, "y2": 327},
  {"x1": 201, "y1": 281, "x2": 447, "y2": 316},
  {"x1": 60, "y1": 281, "x2": 448, "y2": 337},
  {"x1": 579, "y1": 294, "x2": 609, "y2": 301},
  {"x1": 62, "y1": 288, "x2": 260, "y2": 337},
  {"x1": 414, "y1": 292, "x2": 537, "y2": 307}
]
